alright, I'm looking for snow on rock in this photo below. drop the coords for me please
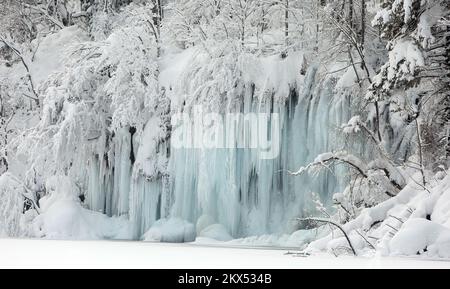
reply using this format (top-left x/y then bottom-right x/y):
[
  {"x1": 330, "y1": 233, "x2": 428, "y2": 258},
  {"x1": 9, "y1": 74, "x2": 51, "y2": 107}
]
[
  {"x1": 390, "y1": 219, "x2": 450, "y2": 258},
  {"x1": 143, "y1": 218, "x2": 196, "y2": 243}
]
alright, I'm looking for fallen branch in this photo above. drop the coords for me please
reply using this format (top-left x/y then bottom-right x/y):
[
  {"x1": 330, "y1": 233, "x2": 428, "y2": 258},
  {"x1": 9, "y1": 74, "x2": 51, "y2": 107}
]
[
  {"x1": 355, "y1": 229, "x2": 375, "y2": 250},
  {"x1": 297, "y1": 217, "x2": 357, "y2": 256}
]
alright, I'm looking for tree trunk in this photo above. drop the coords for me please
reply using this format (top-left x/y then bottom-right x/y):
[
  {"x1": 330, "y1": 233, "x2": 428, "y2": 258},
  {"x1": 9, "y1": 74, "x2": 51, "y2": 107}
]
[
  {"x1": 152, "y1": 0, "x2": 162, "y2": 57},
  {"x1": 285, "y1": 0, "x2": 289, "y2": 48},
  {"x1": 361, "y1": 0, "x2": 366, "y2": 49},
  {"x1": 348, "y1": 0, "x2": 353, "y2": 29}
]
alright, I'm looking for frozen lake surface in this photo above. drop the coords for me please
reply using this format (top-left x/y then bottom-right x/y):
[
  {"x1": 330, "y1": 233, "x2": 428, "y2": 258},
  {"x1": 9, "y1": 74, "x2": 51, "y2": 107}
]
[{"x1": 1, "y1": 239, "x2": 449, "y2": 269}]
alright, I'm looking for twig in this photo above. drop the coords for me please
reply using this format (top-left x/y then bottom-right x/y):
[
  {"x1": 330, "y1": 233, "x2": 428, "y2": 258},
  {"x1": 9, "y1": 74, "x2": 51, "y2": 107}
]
[{"x1": 355, "y1": 229, "x2": 376, "y2": 250}]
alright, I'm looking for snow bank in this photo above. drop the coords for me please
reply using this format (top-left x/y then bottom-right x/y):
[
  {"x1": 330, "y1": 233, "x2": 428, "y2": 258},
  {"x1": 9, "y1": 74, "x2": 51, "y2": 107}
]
[
  {"x1": 3, "y1": 239, "x2": 450, "y2": 269},
  {"x1": 390, "y1": 219, "x2": 450, "y2": 258},
  {"x1": 33, "y1": 176, "x2": 132, "y2": 240},
  {"x1": 33, "y1": 198, "x2": 132, "y2": 240},
  {"x1": 307, "y1": 170, "x2": 450, "y2": 259},
  {"x1": 143, "y1": 218, "x2": 196, "y2": 243}
]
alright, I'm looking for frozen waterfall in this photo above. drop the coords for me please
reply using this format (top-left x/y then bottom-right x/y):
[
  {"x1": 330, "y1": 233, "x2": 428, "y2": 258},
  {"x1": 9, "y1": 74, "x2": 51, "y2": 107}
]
[{"x1": 85, "y1": 64, "x2": 353, "y2": 240}]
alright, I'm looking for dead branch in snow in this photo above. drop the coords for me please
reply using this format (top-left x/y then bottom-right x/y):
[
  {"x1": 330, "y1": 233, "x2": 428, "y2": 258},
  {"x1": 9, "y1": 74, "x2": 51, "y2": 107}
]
[{"x1": 297, "y1": 217, "x2": 357, "y2": 256}]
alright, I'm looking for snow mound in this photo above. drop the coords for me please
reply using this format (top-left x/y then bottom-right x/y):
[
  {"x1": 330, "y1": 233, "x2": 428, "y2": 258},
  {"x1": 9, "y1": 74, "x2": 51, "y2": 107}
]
[
  {"x1": 143, "y1": 218, "x2": 196, "y2": 243},
  {"x1": 196, "y1": 215, "x2": 215, "y2": 235},
  {"x1": 33, "y1": 176, "x2": 132, "y2": 240},
  {"x1": 390, "y1": 219, "x2": 450, "y2": 258},
  {"x1": 198, "y1": 224, "x2": 233, "y2": 242},
  {"x1": 307, "y1": 170, "x2": 450, "y2": 258},
  {"x1": 33, "y1": 198, "x2": 132, "y2": 240}
]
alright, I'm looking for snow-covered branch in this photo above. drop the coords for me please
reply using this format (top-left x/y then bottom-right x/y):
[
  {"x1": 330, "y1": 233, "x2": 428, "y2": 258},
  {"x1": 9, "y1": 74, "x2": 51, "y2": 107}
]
[
  {"x1": 19, "y1": 2, "x2": 64, "y2": 29},
  {"x1": 289, "y1": 151, "x2": 368, "y2": 178},
  {"x1": 0, "y1": 36, "x2": 39, "y2": 106}
]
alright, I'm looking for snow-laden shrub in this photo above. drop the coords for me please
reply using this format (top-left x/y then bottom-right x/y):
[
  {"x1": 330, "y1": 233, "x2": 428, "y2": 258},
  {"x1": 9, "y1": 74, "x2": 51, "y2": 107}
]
[
  {"x1": 368, "y1": 38, "x2": 425, "y2": 99},
  {"x1": 0, "y1": 173, "x2": 35, "y2": 237},
  {"x1": 307, "y1": 170, "x2": 450, "y2": 258}
]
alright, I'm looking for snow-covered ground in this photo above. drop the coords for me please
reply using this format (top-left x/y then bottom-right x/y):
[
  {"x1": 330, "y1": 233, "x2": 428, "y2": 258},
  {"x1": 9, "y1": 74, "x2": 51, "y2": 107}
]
[{"x1": 0, "y1": 239, "x2": 449, "y2": 269}]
